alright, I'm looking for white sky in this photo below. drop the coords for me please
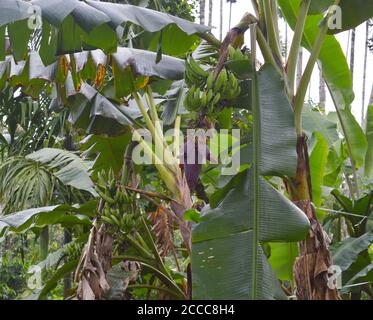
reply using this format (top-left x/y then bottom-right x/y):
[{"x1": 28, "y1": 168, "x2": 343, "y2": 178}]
[{"x1": 200, "y1": 0, "x2": 372, "y2": 124}]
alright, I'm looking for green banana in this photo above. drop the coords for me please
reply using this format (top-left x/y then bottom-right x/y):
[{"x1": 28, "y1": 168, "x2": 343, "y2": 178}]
[
  {"x1": 206, "y1": 90, "x2": 213, "y2": 104},
  {"x1": 200, "y1": 91, "x2": 207, "y2": 108},
  {"x1": 193, "y1": 87, "x2": 201, "y2": 107},
  {"x1": 188, "y1": 56, "x2": 208, "y2": 78},
  {"x1": 98, "y1": 190, "x2": 116, "y2": 204},
  {"x1": 212, "y1": 92, "x2": 221, "y2": 106},
  {"x1": 206, "y1": 72, "x2": 214, "y2": 90},
  {"x1": 214, "y1": 69, "x2": 227, "y2": 93},
  {"x1": 109, "y1": 214, "x2": 121, "y2": 227},
  {"x1": 228, "y1": 46, "x2": 236, "y2": 60},
  {"x1": 101, "y1": 215, "x2": 116, "y2": 225}
]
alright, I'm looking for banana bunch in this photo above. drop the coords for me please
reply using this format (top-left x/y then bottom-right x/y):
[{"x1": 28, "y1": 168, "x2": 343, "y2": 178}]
[
  {"x1": 221, "y1": 71, "x2": 241, "y2": 100},
  {"x1": 65, "y1": 242, "x2": 83, "y2": 260},
  {"x1": 184, "y1": 85, "x2": 216, "y2": 111},
  {"x1": 185, "y1": 56, "x2": 209, "y2": 87},
  {"x1": 101, "y1": 201, "x2": 141, "y2": 231},
  {"x1": 184, "y1": 67, "x2": 241, "y2": 112},
  {"x1": 228, "y1": 45, "x2": 248, "y2": 61},
  {"x1": 96, "y1": 169, "x2": 117, "y2": 205},
  {"x1": 96, "y1": 169, "x2": 141, "y2": 232}
]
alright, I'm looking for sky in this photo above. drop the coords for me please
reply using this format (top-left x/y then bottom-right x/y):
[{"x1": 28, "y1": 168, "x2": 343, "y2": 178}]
[{"x1": 200, "y1": 0, "x2": 372, "y2": 124}]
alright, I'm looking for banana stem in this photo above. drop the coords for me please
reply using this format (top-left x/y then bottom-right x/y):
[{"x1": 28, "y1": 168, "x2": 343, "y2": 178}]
[
  {"x1": 132, "y1": 129, "x2": 179, "y2": 194},
  {"x1": 294, "y1": 0, "x2": 341, "y2": 135},
  {"x1": 145, "y1": 86, "x2": 164, "y2": 140},
  {"x1": 132, "y1": 91, "x2": 158, "y2": 141},
  {"x1": 263, "y1": 0, "x2": 282, "y2": 63},
  {"x1": 256, "y1": 27, "x2": 283, "y2": 76},
  {"x1": 287, "y1": 0, "x2": 311, "y2": 97},
  {"x1": 133, "y1": 90, "x2": 178, "y2": 172}
]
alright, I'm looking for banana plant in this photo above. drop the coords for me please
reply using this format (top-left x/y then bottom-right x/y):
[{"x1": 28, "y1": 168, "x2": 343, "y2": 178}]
[
  {"x1": 192, "y1": 62, "x2": 310, "y2": 299},
  {"x1": 1, "y1": 0, "x2": 373, "y2": 301},
  {"x1": 190, "y1": 0, "x2": 373, "y2": 300}
]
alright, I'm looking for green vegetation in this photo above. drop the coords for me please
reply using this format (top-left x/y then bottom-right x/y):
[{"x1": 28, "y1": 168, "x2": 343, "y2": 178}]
[{"x1": 0, "y1": 0, "x2": 372, "y2": 300}]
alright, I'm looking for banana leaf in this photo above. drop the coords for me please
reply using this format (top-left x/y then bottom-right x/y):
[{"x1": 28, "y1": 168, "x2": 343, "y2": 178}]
[
  {"x1": 0, "y1": 0, "x2": 209, "y2": 62},
  {"x1": 192, "y1": 64, "x2": 310, "y2": 300}
]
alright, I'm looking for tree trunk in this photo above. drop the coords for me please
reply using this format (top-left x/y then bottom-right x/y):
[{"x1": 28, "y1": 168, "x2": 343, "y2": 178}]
[
  {"x1": 219, "y1": 0, "x2": 223, "y2": 40},
  {"x1": 63, "y1": 133, "x2": 74, "y2": 298},
  {"x1": 319, "y1": 68, "x2": 326, "y2": 110},
  {"x1": 199, "y1": 0, "x2": 205, "y2": 25},
  {"x1": 39, "y1": 226, "x2": 49, "y2": 260},
  {"x1": 369, "y1": 84, "x2": 373, "y2": 106},
  {"x1": 289, "y1": 136, "x2": 340, "y2": 300},
  {"x1": 208, "y1": 0, "x2": 213, "y2": 27},
  {"x1": 350, "y1": 28, "x2": 356, "y2": 83},
  {"x1": 63, "y1": 228, "x2": 72, "y2": 298},
  {"x1": 362, "y1": 22, "x2": 369, "y2": 125}
]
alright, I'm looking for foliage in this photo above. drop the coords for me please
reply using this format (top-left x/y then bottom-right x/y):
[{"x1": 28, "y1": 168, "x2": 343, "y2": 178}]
[{"x1": 0, "y1": 0, "x2": 372, "y2": 301}]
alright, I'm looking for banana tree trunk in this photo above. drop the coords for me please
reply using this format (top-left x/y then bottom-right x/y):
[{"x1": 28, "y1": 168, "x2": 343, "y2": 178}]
[
  {"x1": 362, "y1": 22, "x2": 369, "y2": 125},
  {"x1": 208, "y1": 0, "x2": 213, "y2": 27},
  {"x1": 199, "y1": 0, "x2": 205, "y2": 25},
  {"x1": 288, "y1": 135, "x2": 339, "y2": 300},
  {"x1": 39, "y1": 226, "x2": 49, "y2": 260},
  {"x1": 219, "y1": 0, "x2": 223, "y2": 40},
  {"x1": 350, "y1": 28, "x2": 356, "y2": 82},
  {"x1": 63, "y1": 228, "x2": 72, "y2": 298}
]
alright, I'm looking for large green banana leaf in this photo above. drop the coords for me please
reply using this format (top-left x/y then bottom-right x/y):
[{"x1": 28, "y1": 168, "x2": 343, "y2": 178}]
[
  {"x1": 0, "y1": 201, "x2": 97, "y2": 236},
  {"x1": 192, "y1": 64, "x2": 310, "y2": 300},
  {"x1": 1, "y1": 48, "x2": 184, "y2": 90},
  {"x1": 0, "y1": 0, "x2": 209, "y2": 63},
  {"x1": 308, "y1": 0, "x2": 373, "y2": 34},
  {"x1": 309, "y1": 132, "x2": 329, "y2": 207},
  {"x1": 278, "y1": 0, "x2": 353, "y2": 107},
  {"x1": 279, "y1": 0, "x2": 368, "y2": 169},
  {"x1": 365, "y1": 105, "x2": 373, "y2": 178},
  {"x1": 0, "y1": 48, "x2": 184, "y2": 135},
  {"x1": 302, "y1": 106, "x2": 339, "y2": 145},
  {"x1": 332, "y1": 233, "x2": 373, "y2": 271}
]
